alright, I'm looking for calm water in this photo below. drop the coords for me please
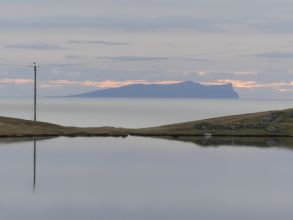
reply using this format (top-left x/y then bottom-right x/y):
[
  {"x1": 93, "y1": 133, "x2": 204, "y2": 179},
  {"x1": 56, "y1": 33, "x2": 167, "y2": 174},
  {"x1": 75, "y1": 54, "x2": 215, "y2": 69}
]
[
  {"x1": 0, "y1": 98, "x2": 293, "y2": 220},
  {"x1": 1, "y1": 136, "x2": 293, "y2": 220}
]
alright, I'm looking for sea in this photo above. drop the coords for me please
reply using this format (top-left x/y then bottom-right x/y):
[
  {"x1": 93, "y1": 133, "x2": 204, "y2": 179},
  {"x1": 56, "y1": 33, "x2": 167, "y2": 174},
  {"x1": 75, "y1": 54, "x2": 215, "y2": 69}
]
[{"x1": 0, "y1": 98, "x2": 293, "y2": 220}]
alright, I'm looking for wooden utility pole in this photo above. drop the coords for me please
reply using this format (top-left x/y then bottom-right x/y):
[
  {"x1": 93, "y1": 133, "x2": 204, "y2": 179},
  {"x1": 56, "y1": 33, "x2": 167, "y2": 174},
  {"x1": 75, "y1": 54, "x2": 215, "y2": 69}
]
[{"x1": 29, "y1": 62, "x2": 40, "y2": 121}]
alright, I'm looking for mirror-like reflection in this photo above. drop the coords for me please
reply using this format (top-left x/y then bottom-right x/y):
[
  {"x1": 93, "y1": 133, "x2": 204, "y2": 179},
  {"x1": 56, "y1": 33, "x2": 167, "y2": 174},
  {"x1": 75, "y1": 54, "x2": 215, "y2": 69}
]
[
  {"x1": 0, "y1": 137, "x2": 55, "y2": 144},
  {"x1": 3, "y1": 135, "x2": 293, "y2": 149},
  {"x1": 0, "y1": 136, "x2": 292, "y2": 220},
  {"x1": 162, "y1": 136, "x2": 293, "y2": 149},
  {"x1": 33, "y1": 140, "x2": 36, "y2": 192}
]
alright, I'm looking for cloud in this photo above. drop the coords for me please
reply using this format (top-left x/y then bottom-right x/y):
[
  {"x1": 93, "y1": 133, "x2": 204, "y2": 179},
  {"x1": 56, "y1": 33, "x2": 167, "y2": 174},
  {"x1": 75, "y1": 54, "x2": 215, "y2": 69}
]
[
  {"x1": 41, "y1": 79, "x2": 182, "y2": 89},
  {"x1": 2, "y1": 15, "x2": 292, "y2": 34},
  {"x1": 97, "y1": 56, "x2": 171, "y2": 62},
  {"x1": 0, "y1": 16, "x2": 226, "y2": 32},
  {"x1": 44, "y1": 63, "x2": 89, "y2": 68},
  {"x1": 66, "y1": 40, "x2": 131, "y2": 46},
  {"x1": 3, "y1": 43, "x2": 66, "y2": 50},
  {"x1": 80, "y1": 80, "x2": 147, "y2": 88},
  {"x1": 2, "y1": 1, "x2": 293, "y2": 35},
  {"x1": 208, "y1": 80, "x2": 261, "y2": 88},
  {"x1": 80, "y1": 80, "x2": 182, "y2": 89},
  {"x1": 253, "y1": 18, "x2": 293, "y2": 33},
  {"x1": 255, "y1": 51, "x2": 293, "y2": 59},
  {"x1": 47, "y1": 80, "x2": 77, "y2": 85},
  {"x1": 185, "y1": 70, "x2": 293, "y2": 85},
  {"x1": 233, "y1": 71, "x2": 258, "y2": 76},
  {"x1": 65, "y1": 55, "x2": 87, "y2": 60},
  {"x1": 96, "y1": 56, "x2": 209, "y2": 62},
  {"x1": 4, "y1": 14, "x2": 293, "y2": 34},
  {"x1": 40, "y1": 79, "x2": 79, "y2": 89},
  {"x1": 204, "y1": 79, "x2": 293, "y2": 90},
  {"x1": 0, "y1": 78, "x2": 33, "y2": 85}
]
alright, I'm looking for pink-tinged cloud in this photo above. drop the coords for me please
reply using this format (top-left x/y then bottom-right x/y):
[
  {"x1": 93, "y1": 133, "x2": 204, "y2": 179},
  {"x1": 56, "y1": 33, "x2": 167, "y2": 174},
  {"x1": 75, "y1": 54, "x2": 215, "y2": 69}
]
[
  {"x1": 278, "y1": 88, "x2": 293, "y2": 92},
  {"x1": 42, "y1": 80, "x2": 183, "y2": 89},
  {"x1": 40, "y1": 80, "x2": 79, "y2": 89},
  {"x1": 204, "y1": 80, "x2": 293, "y2": 93},
  {"x1": 0, "y1": 78, "x2": 33, "y2": 85},
  {"x1": 48, "y1": 80, "x2": 78, "y2": 85},
  {"x1": 40, "y1": 84, "x2": 67, "y2": 89},
  {"x1": 80, "y1": 80, "x2": 147, "y2": 89},
  {"x1": 41, "y1": 79, "x2": 293, "y2": 91},
  {"x1": 80, "y1": 80, "x2": 182, "y2": 89},
  {"x1": 214, "y1": 80, "x2": 260, "y2": 88},
  {"x1": 153, "y1": 80, "x2": 183, "y2": 85},
  {"x1": 5, "y1": 78, "x2": 293, "y2": 92}
]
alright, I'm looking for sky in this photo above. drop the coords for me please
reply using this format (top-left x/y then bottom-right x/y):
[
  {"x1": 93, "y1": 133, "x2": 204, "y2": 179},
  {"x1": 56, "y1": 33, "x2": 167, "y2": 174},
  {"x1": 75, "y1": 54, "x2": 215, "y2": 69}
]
[{"x1": 0, "y1": 0, "x2": 293, "y2": 98}]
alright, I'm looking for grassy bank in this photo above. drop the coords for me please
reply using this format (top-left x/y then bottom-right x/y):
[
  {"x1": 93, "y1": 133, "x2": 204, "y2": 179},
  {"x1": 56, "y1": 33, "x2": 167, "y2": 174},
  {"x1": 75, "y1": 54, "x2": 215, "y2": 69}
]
[{"x1": 0, "y1": 108, "x2": 292, "y2": 138}]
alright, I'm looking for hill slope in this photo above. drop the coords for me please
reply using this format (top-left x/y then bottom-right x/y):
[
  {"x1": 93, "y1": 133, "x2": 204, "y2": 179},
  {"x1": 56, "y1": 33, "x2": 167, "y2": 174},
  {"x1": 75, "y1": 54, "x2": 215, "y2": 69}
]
[
  {"x1": 0, "y1": 116, "x2": 128, "y2": 137},
  {"x1": 0, "y1": 108, "x2": 292, "y2": 138},
  {"x1": 131, "y1": 108, "x2": 293, "y2": 137},
  {"x1": 70, "y1": 81, "x2": 239, "y2": 99}
]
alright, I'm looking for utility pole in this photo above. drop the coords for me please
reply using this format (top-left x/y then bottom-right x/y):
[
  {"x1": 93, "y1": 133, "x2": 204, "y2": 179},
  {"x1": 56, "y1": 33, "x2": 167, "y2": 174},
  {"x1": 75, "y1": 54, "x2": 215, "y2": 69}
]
[
  {"x1": 29, "y1": 62, "x2": 40, "y2": 121},
  {"x1": 28, "y1": 62, "x2": 39, "y2": 192}
]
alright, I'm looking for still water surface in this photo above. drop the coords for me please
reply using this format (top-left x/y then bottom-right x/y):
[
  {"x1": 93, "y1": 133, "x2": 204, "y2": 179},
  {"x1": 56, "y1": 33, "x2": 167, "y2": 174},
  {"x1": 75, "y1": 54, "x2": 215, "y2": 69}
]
[
  {"x1": 0, "y1": 98, "x2": 292, "y2": 220},
  {"x1": 1, "y1": 136, "x2": 293, "y2": 220}
]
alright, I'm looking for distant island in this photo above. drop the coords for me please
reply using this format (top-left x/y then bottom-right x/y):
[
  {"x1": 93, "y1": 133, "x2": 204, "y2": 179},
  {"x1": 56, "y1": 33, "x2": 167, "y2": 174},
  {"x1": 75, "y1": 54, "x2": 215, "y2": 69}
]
[{"x1": 69, "y1": 81, "x2": 239, "y2": 99}]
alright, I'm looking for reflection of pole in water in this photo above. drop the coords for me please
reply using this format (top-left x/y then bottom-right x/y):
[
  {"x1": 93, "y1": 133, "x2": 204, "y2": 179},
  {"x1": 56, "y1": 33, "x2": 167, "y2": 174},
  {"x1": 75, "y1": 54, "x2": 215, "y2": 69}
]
[
  {"x1": 29, "y1": 62, "x2": 39, "y2": 191},
  {"x1": 33, "y1": 140, "x2": 37, "y2": 191}
]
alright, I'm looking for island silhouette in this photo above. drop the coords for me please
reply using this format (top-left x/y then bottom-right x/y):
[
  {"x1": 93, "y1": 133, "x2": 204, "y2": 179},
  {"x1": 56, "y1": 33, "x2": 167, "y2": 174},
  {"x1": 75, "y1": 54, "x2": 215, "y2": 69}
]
[{"x1": 69, "y1": 81, "x2": 239, "y2": 99}]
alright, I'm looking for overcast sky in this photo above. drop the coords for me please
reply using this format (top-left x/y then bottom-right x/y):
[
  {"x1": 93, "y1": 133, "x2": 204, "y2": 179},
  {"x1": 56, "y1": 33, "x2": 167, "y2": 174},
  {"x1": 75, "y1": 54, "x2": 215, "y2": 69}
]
[{"x1": 0, "y1": 0, "x2": 293, "y2": 98}]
